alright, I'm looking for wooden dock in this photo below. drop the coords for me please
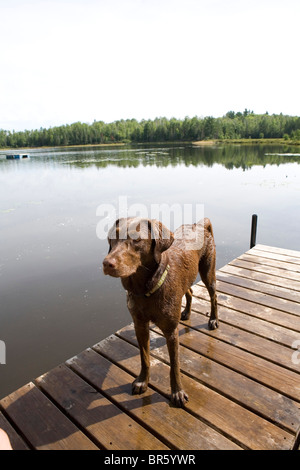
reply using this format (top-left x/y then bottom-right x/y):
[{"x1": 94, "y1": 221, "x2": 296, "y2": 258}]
[{"x1": 1, "y1": 244, "x2": 300, "y2": 450}]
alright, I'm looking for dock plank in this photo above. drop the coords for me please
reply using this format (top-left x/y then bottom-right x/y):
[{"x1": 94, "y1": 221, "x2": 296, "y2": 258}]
[
  {"x1": 249, "y1": 247, "x2": 300, "y2": 266},
  {"x1": 230, "y1": 255, "x2": 300, "y2": 282},
  {"x1": 197, "y1": 297, "x2": 299, "y2": 346},
  {"x1": 173, "y1": 320, "x2": 300, "y2": 397},
  {"x1": 220, "y1": 263, "x2": 300, "y2": 292},
  {"x1": 1, "y1": 244, "x2": 299, "y2": 450},
  {"x1": 254, "y1": 244, "x2": 300, "y2": 260},
  {"x1": 240, "y1": 253, "x2": 300, "y2": 276},
  {"x1": 98, "y1": 330, "x2": 296, "y2": 449},
  {"x1": 216, "y1": 279, "x2": 300, "y2": 316},
  {"x1": 0, "y1": 383, "x2": 98, "y2": 450},
  {"x1": 217, "y1": 270, "x2": 300, "y2": 303},
  {"x1": 36, "y1": 364, "x2": 168, "y2": 450},
  {"x1": 0, "y1": 412, "x2": 28, "y2": 450},
  {"x1": 115, "y1": 325, "x2": 300, "y2": 434},
  {"x1": 67, "y1": 348, "x2": 240, "y2": 450},
  {"x1": 188, "y1": 294, "x2": 300, "y2": 349},
  {"x1": 193, "y1": 283, "x2": 300, "y2": 332}
]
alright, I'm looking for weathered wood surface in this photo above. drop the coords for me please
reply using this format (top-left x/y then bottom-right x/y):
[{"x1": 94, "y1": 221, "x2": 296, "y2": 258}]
[{"x1": 0, "y1": 244, "x2": 299, "y2": 450}]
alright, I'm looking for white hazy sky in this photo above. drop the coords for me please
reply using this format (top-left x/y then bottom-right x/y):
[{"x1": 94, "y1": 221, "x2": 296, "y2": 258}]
[{"x1": 1, "y1": 0, "x2": 299, "y2": 131}]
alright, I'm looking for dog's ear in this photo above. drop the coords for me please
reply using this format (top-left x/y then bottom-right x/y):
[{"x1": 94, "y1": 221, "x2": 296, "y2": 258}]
[
  {"x1": 107, "y1": 217, "x2": 124, "y2": 244},
  {"x1": 149, "y1": 220, "x2": 174, "y2": 263},
  {"x1": 107, "y1": 220, "x2": 117, "y2": 253}
]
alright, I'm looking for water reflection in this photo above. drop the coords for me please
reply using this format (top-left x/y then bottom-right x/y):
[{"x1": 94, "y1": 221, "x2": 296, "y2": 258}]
[
  {"x1": 2, "y1": 143, "x2": 299, "y2": 170},
  {"x1": 55, "y1": 144, "x2": 300, "y2": 169}
]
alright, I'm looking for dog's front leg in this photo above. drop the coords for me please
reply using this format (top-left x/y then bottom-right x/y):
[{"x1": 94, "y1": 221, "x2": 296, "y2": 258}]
[
  {"x1": 164, "y1": 327, "x2": 189, "y2": 407},
  {"x1": 132, "y1": 318, "x2": 150, "y2": 395}
]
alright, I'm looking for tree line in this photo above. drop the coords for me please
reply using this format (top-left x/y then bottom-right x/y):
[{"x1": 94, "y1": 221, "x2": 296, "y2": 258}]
[{"x1": 1, "y1": 110, "x2": 300, "y2": 148}]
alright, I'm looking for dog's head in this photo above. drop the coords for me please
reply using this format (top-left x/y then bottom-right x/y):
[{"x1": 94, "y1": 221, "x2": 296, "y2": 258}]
[{"x1": 102, "y1": 217, "x2": 174, "y2": 278}]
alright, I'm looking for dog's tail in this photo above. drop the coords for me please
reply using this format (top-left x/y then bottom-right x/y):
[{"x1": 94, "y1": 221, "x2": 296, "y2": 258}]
[{"x1": 204, "y1": 218, "x2": 214, "y2": 239}]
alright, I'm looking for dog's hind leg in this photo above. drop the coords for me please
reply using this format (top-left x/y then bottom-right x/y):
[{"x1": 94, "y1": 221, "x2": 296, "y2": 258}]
[
  {"x1": 199, "y1": 258, "x2": 219, "y2": 330},
  {"x1": 181, "y1": 287, "x2": 193, "y2": 321}
]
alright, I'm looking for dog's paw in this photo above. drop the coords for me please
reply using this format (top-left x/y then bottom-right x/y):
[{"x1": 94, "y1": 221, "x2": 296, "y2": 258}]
[
  {"x1": 181, "y1": 308, "x2": 191, "y2": 321},
  {"x1": 208, "y1": 318, "x2": 219, "y2": 330},
  {"x1": 132, "y1": 378, "x2": 148, "y2": 395},
  {"x1": 171, "y1": 390, "x2": 189, "y2": 408}
]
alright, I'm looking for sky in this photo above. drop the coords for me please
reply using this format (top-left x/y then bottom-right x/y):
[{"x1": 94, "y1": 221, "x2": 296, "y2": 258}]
[{"x1": 1, "y1": 0, "x2": 300, "y2": 131}]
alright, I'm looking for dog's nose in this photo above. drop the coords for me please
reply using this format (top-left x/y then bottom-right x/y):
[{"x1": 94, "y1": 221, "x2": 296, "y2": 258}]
[{"x1": 103, "y1": 258, "x2": 116, "y2": 273}]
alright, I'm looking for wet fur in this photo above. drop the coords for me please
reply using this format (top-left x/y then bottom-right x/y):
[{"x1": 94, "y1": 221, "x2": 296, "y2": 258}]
[{"x1": 103, "y1": 217, "x2": 218, "y2": 407}]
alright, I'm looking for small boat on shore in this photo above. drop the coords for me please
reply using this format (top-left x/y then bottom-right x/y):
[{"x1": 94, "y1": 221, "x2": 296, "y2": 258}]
[{"x1": 6, "y1": 154, "x2": 30, "y2": 160}]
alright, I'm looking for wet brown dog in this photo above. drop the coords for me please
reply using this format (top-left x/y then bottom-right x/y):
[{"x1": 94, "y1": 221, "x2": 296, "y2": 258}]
[{"x1": 103, "y1": 217, "x2": 218, "y2": 407}]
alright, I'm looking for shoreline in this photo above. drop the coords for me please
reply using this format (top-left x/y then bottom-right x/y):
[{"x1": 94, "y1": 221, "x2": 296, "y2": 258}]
[
  {"x1": 0, "y1": 142, "x2": 126, "y2": 152},
  {"x1": 217, "y1": 138, "x2": 300, "y2": 146},
  {"x1": 191, "y1": 140, "x2": 217, "y2": 146},
  {"x1": 1, "y1": 138, "x2": 300, "y2": 152},
  {"x1": 193, "y1": 138, "x2": 300, "y2": 146}
]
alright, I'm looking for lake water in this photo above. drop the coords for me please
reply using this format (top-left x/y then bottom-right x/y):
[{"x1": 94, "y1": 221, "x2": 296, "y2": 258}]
[{"x1": 0, "y1": 143, "x2": 300, "y2": 398}]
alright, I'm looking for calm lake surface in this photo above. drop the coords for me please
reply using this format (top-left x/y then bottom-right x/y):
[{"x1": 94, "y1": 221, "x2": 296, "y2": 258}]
[{"x1": 0, "y1": 143, "x2": 300, "y2": 398}]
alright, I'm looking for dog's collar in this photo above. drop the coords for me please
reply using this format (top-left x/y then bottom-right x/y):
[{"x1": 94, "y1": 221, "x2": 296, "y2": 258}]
[{"x1": 145, "y1": 264, "x2": 170, "y2": 297}]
